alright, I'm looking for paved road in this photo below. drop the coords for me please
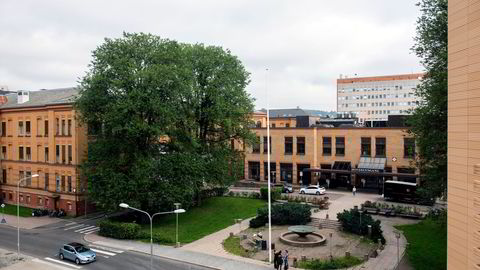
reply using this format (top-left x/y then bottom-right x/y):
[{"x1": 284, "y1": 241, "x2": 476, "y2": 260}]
[{"x1": 0, "y1": 219, "x2": 211, "y2": 270}]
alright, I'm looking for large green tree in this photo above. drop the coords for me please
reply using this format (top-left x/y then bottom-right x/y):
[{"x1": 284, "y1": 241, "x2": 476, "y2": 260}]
[
  {"x1": 408, "y1": 0, "x2": 448, "y2": 199},
  {"x1": 75, "y1": 33, "x2": 255, "y2": 212}
]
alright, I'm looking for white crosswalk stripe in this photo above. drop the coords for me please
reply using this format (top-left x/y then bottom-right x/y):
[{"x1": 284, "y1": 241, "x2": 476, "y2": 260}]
[
  {"x1": 64, "y1": 223, "x2": 100, "y2": 234},
  {"x1": 90, "y1": 248, "x2": 116, "y2": 256},
  {"x1": 43, "y1": 257, "x2": 83, "y2": 269},
  {"x1": 33, "y1": 258, "x2": 80, "y2": 270}
]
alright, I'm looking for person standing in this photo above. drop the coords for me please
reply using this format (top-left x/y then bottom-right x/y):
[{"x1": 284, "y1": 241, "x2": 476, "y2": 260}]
[
  {"x1": 352, "y1": 186, "x2": 357, "y2": 196},
  {"x1": 283, "y1": 250, "x2": 289, "y2": 270},
  {"x1": 276, "y1": 250, "x2": 283, "y2": 270},
  {"x1": 326, "y1": 179, "x2": 330, "y2": 189},
  {"x1": 273, "y1": 249, "x2": 278, "y2": 269}
]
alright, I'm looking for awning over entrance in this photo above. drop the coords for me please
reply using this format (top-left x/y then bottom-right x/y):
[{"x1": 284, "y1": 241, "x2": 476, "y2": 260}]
[
  {"x1": 332, "y1": 161, "x2": 351, "y2": 171},
  {"x1": 354, "y1": 157, "x2": 386, "y2": 173}
]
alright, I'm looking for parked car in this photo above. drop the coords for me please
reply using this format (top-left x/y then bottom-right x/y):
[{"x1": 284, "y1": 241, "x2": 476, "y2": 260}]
[
  {"x1": 283, "y1": 183, "x2": 293, "y2": 193},
  {"x1": 59, "y1": 242, "x2": 96, "y2": 265},
  {"x1": 300, "y1": 185, "x2": 326, "y2": 195}
]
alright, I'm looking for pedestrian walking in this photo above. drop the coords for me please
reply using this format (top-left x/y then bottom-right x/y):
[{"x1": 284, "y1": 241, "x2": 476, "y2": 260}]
[
  {"x1": 283, "y1": 250, "x2": 289, "y2": 270},
  {"x1": 326, "y1": 179, "x2": 330, "y2": 189},
  {"x1": 352, "y1": 186, "x2": 356, "y2": 196}
]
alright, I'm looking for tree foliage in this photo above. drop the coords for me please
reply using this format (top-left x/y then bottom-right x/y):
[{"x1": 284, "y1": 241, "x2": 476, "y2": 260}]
[
  {"x1": 75, "y1": 33, "x2": 255, "y2": 213},
  {"x1": 407, "y1": 0, "x2": 447, "y2": 199}
]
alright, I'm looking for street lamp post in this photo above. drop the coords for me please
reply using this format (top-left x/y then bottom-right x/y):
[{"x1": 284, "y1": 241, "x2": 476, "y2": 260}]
[
  {"x1": 1, "y1": 203, "x2": 5, "y2": 224},
  {"x1": 17, "y1": 174, "x2": 39, "y2": 258},
  {"x1": 394, "y1": 230, "x2": 401, "y2": 266},
  {"x1": 174, "y1": 202, "x2": 181, "y2": 247},
  {"x1": 329, "y1": 232, "x2": 333, "y2": 260},
  {"x1": 120, "y1": 203, "x2": 185, "y2": 270}
]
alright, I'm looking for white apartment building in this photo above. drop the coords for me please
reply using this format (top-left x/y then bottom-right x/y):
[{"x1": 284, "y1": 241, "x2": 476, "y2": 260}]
[{"x1": 336, "y1": 73, "x2": 424, "y2": 124}]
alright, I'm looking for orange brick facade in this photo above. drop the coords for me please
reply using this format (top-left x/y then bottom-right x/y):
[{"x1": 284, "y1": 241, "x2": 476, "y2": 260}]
[{"x1": 0, "y1": 101, "x2": 88, "y2": 216}]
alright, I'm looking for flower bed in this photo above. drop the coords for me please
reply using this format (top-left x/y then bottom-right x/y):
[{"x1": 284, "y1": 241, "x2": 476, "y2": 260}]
[{"x1": 361, "y1": 201, "x2": 423, "y2": 219}]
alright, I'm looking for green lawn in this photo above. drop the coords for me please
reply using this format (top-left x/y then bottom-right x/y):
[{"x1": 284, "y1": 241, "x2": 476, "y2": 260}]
[
  {"x1": 223, "y1": 235, "x2": 254, "y2": 258},
  {"x1": 139, "y1": 197, "x2": 265, "y2": 244},
  {"x1": 1, "y1": 204, "x2": 34, "y2": 217},
  {"x1": 396, "y1": 219, "x2": 447, "y2": 270}
]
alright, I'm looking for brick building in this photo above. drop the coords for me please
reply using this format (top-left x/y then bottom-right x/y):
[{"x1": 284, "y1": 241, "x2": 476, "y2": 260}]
[{"x1": 0, "y1": 88, "x2": 88, "y2": 216}]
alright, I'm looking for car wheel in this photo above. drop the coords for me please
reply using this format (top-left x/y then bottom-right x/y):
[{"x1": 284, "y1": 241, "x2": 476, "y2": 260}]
[
  {"x1": 75, "y1": 258, "x2": 80, "y2": 265},
  {"x1": 316, "y1": 191, "x2": 320, "y2": 195},
  {"x1": 300, "y1": 191, "x2": 305, "y2": 194},
  {"x1": 59, "y1": 253, "x2": 64, "y2": 260}
]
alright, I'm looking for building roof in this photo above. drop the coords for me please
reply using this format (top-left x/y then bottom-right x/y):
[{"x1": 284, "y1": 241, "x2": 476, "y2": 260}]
[
  {"x1": 0, "y1": 87, "x2": 80, "y2": 109},
  {"x1": 258, "y1": 108, "x2": 335, "y2": 118},
  {"x1": 337, "y1": 73, "x2": 425, "y2": 84}
]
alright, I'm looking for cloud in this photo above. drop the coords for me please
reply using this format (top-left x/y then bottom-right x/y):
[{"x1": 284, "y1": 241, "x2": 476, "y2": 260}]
[{"x1": 0, "y1": 0, "x2": 422, "y2": 111}]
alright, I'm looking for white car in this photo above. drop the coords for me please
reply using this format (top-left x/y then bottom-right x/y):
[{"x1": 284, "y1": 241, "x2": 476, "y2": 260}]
[{"x1": 300, "y1": 185, "x2": 326, "y2": 195}]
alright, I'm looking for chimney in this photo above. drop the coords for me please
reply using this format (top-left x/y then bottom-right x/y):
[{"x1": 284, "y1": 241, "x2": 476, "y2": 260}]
[{"x1": 17, "y1": 90, "x2": 30, "y2": 104}]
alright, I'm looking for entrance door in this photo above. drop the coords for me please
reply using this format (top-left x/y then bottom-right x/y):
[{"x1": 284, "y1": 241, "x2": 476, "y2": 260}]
[{"x1": 297, "y1": 164, "x2": 311, "y2": 186}]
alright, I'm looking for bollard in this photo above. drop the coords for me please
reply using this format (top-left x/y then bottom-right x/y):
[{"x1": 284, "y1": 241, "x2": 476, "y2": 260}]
[
  {"x1": 230, "y1": 232, "x2": 234, "y2": 237},
  {"x1": 293, "y1": 257, "x2": 298, "y2": 268},
  {"x1": 364, "y1": 254, "x2": 369, "y2": 261},
  {"x1": 368, "y1": 225, "x2": 372, "y2": 238},
  {"x1": 345, "y1": 251, "x2": 350, "y2": 257},
  {"x1": 326, "y1": 213, "x2": 329, "y2": 219},
  {"x1": 242, "y1": 234, "x2": 247, "y2": 240}
]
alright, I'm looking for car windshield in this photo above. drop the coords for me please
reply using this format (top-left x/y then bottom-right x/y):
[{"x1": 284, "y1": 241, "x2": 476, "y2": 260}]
[{"x1": 75, "y1": 246, "x2": 90, "y2": 253}]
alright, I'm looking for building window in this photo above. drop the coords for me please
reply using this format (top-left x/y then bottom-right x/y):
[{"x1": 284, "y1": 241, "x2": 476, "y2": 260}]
[
  {"x1": 297, "y1": 137, "x2": 305, "y2": 155},
  {"x1": 62, "y1": 119, "x2": 66, "y2": 135},
  {"x1": 1, "y1": 146, "x2": 6, "y2": 160},
  {"x1": 18, "y1": 121, "x2": 24, "y2": 135},
  {"x1": 68, "y1": 176, "x2": 72, "y2": 193},
  {"x1": 56, "y1": 118, "x2": 60, "y2": 135},
  {"x1": 68, "y1": 203, "x2": 72, "y2": 211},
  {"x1": 284, "y1": 137, "x2": 293, "y2": 154},
  {"x1": 26, "y1": 195, "x2": 30, "y2": 204},
  {"x1": 271, "y1": 123, "x2": 276, "y2": 128},
  {"x1": 45, "y1": 173, "x2": 49, "y2": 191},
  {"x1": 45, "y1": 147, "x2": 49, "y2": 162},
  {"x1": 44, "y1": 120, "x2": 49, "y2": 137},
  {"x1": 252, "y1": 137, "x2": 260, "y2": 153},
  {"x1": 61, "y1": 175, "x2": 66, "y2": 192},
  {"x1": 335, "y1": 137, "x2": 345, "y2": 156},
  {"x1": 1, "y1": 169, "x2": 6, "y2": 184},
  {"x1": 280, "y1": 163, "x2": 293, "y2": 183},
  {"x1": 361, "y1": 137, "x2": 371, "y2": 157},
  {"x1": 56, "y1": 174, "x2": 60, "y2": 192},
  {"x1": 263, "y1": 136, "x2": 271, "y2": 154},
  {"x1": 68, "y1": 119, "x2": 72, "y2": 136},
  {"x1": 1, "y1": 122, "x2": 6, "y2": 137},
  {"x1": 404, "y1": 138, "x2": 416, "y2": 158},
  {"x1": 323, "y1": 137, "x2": 332, "y2": 156},
  {"x1": 375, "y1": 138, "x2": 386, "y2": 157},
  {"x1": 25, "y1": 121, "x2": 31, "y2": 136},
  {"x1": 26, "y1": 171, "x2": 32, "y2": 186},
  {"x1": 26, "y1": 147, "x2": 31, "y2": 161},
  {"x1": 264, "y1": 162, "x2": 276, "y2": 181},
  {"x1": 19, "y1": 146, "x2": 24, "y2": 160},
  {"x1": 68, "y1": 145, "x2": 72, "y2": 164},
  {"x1": 285, "y1": 123, "x2": 290, "y2": 128},
  {"x1": 18, "y1": 171, "x2": 24, "y2": 182},
  {"x1": 38, "y1": 197, "x2": 43, "y2": 205},
  {"x1": 56, "y1": 145, "x2": 60, "y2": 163},
  {"x1": 256, "y1": 121, "x2": 261, "y2": 128},
  {"x1": 248, "y1": 161, "x2": 260, "y2": 180},
  {"x1": 9, "y1": 193, "x2": 12, "y2": 200}
]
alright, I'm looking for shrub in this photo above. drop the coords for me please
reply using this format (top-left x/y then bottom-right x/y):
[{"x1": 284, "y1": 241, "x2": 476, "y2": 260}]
[
  {"x1": 250, "y1": 202, "x2": 311, "y2": 228},
  {"x1": 337, "y1": 208, "x2": 385, "y2": 244},
  {"x1": 98, "y1": 220, "x2": 141, "y2": 239},
  {"x1": 137, "y1": 231, "x2": 175, "y2": 244},
  {"x1": 298, "y1": 255, "x2": 363, "y2": 269},
  {"x1": 200, "y1": 187, "x2": 228, "y2": 199},
  {"x1": 260, "y1": 187, "x2": 282, "y2": 201}
]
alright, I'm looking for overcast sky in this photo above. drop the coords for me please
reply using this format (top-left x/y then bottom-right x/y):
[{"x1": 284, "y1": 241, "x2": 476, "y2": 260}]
[{"x1": 0, "y1": 0, "x2": 422, "y2": 111}]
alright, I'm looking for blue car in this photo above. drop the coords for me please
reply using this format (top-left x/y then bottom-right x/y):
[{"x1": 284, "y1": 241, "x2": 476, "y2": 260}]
[{"x1": 59, "y1": 242, "x2": 96, "y2": 265}]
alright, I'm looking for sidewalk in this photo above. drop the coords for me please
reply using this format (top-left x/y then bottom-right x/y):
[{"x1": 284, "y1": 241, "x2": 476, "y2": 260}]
[
  {"x1": 0, "y1": 213, "x2": 61, "y2": 229},
  {"x1": 84, "y1": 233, "x2": 271, "y2": 270}
]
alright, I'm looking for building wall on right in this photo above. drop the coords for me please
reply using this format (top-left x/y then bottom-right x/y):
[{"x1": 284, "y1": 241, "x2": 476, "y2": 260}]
[{"x1": 448, "y1": 1, "x2": 480, "y2": 269}]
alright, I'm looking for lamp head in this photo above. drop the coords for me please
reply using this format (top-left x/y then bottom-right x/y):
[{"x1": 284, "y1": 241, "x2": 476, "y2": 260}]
[
  {"x1": 174, "y1": 209, "x2": 186, "y2": 214},
  {"x1": 119, "y1": 203, "x2": 129, "y2": 209}
]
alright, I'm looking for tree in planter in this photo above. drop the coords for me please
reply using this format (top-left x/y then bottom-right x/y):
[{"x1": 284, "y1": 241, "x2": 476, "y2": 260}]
[
  {"x1": 337, "y1": 208, "x2": 385, "y2": 244},
  {"x1": 76, "y1": 33, "x2": 256, "y2": 213},
  {"x1": 407, "y1": 0, "x2": 447, "y2": 200}
]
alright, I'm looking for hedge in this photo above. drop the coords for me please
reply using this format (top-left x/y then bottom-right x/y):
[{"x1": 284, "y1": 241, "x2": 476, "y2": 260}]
[
  {"x1": 260, "y1": 187, "x2": 282, "y2": 201},
  {"x1": 337, "y1": 208, "x2": 386, "y2": 244},
  {"x1": 98, "y1": 220, "x2": 141, "y2": 239},
  {"x1": 249, "y1": 202, "x2": 311, "y2": 228}
]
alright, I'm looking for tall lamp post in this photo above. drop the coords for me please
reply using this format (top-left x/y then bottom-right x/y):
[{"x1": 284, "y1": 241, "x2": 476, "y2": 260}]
[
  {"x1": 119, "y1": 203, "x2": 185, "y2": 270},
  {"x1": 394, "y1": 230, "x2": 401, "y2": 266},
  {"x1": 17, "y1": 174, "x2": 39, "y2": 257},
  {"x1": 174, "y1": 202, "x2": 181, "y2": 247}
]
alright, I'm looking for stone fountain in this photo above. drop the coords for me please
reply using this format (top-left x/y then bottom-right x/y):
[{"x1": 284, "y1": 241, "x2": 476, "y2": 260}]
[{"x1": 279, "y1": 225, "x2": 326, "y2": 247}]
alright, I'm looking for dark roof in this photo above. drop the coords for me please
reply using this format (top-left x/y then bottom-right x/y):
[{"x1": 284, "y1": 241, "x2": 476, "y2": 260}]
[
  {"x1": 258, "y1": 108, "x2": 335, "y2": 118},
  {"x1": 0, "y1": 88, "x2": 80, "y2": 109}
]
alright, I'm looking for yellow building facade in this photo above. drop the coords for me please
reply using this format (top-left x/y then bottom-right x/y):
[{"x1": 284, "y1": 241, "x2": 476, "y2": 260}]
[{"x1": 0, "y1": 89, "x2": 88, "y2": 216}]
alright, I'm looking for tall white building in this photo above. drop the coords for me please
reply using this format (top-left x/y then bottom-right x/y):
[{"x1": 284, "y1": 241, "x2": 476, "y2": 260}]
[{"x1": 336, "y1": 73, "x2": 424, "y2": 124}]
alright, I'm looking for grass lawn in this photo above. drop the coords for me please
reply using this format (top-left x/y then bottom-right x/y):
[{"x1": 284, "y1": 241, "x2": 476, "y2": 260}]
[
  {"x1": 223, "y1": 235, "x2": 254, "y2": 258},
  {"x1": 1, "y1": 204, "x2": 34, "y2": 217},
  {"x1": 396, "y1": 219, "x2": 446, "y2": 270},
  {"x1": 139, "y1": 197, "x2": 265, "y2": 244}
]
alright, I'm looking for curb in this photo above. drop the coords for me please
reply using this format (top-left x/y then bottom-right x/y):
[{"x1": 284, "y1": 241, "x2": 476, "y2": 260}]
[{"x1": 83, "y1": 234, "x2": 222, "y2": 270}]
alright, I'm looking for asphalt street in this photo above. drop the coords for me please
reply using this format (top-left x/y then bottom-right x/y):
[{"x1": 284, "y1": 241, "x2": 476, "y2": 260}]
[{"x1": 0, "y1": 219, "x2": 211, "y2": 270}]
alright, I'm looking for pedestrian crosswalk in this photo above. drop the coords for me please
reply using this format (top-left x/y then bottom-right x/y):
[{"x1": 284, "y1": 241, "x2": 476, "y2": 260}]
[
  {"x1": 32, "y1": 245, "x2": 124, "y2": 269},
  {"x1": 63, "y1": 223, "x2": 100, "y2": 235}
]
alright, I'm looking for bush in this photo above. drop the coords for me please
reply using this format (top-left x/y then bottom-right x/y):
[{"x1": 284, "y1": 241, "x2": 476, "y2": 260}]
[
  {"x1": 337, "y1": 208, "x2": 385, "y2": 244},
  {"x1": 250, "y1": 202, "x2": 311, "y2": 228},
  {"x1": 98, "y1": 220, "x2": 141, "y2": 239},
  {"x1": 137, "y1": 231, "x2": 175, "y2": 244},
  {"x1": 200, "y1": 187, "x2": 228, "y2": 199},
  {"x1": 260, "y1": 187, "x2": 282, "y2": 201},
  {"x1": 298, "y1": 255, "x2": 363, "y2": 269}
]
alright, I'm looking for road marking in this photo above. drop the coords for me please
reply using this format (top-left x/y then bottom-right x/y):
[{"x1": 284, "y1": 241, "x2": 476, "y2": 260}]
[
  {"x1": 44, "y1": 257, "x2": 82, "y2": 269},
  {"x1": 77, "y1": 226, "x2": 99, "y2": 233},
  {"x1": 80, "y1": 227, "x2": 100, "y2": 234},
  {"x1": 90, "y1": 245, "x2": 124, "y2": 254},
  {"x1": 75, "y1": 225, "x2": 96, "y2": 232},
  {"x1": 65, "y1": 222, "x2": 77, "y2": 226},
  {"x1": 84, "y1": 228, "x2": 100, "y2": 235},
  {"x1": 90, "y1": 248, "x2": 116, "y2": 256},
  {"x1": 33, "y1": 258, "x2": 80, "y2": 270},
  {"x1": 64, "y1": 224, "x2": 85, "y2": 230}
]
